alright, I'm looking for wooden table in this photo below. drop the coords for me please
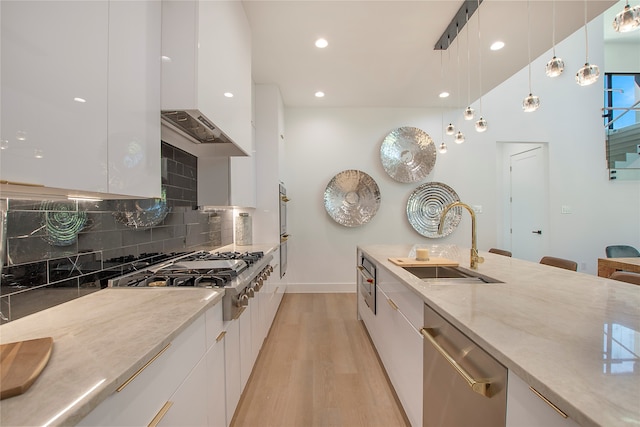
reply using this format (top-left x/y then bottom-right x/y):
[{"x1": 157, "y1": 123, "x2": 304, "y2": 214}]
[{"x1": 597, "y1": 257, "x2": 640, "y2": 278}]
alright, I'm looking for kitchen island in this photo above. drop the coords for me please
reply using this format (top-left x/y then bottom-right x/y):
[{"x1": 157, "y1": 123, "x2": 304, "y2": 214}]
[{"x1": 358, "y1": 244, "x2": 640, "y2": 427}]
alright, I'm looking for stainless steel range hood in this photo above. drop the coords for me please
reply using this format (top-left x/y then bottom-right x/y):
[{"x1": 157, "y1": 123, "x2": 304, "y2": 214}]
[{"x1": 161, "y1": 110, "x2": 233, "y2": 145}]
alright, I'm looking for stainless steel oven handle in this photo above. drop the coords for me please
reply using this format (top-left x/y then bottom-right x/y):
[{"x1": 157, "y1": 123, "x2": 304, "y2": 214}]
[
  {"x1": 357, "y1": 265, "x2": 374, "y2": 283},
  {"x1": 420, "y1": 327, "x2": 491, "y2": 397}
]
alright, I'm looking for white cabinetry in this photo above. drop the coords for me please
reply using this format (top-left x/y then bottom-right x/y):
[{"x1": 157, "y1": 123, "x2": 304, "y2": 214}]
[
  {"x1": 375, "y1": 267, "x2": 423, "y2": 427},
  {"x1": 78, "y1": 314, "x2": 207, "y2": 426},
  {"x1": 197, "y1": 155, "x2": 256, "y2": 208},
  {"x1": 0, "y1": 0, "x2": 161, "y2": 199},
  {"x1": 253, "y1": 85, "x2": 286, "y2": 245},
  {"x1": 161, "y1": 0, "x2": 252, "y2": 156},
  {"x1": 157, "y1": 357, "x2": 208, "y2": 427},
  {"x1": 507, "y1": 371, "x2": 580, "y2": 427},
  {"x1": 223, "y1": 317, "x2": 242, "y2": 427}
]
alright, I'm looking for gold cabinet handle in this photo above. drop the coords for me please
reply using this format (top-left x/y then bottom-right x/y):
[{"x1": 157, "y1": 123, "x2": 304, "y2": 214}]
[
  {"x1": 117, "y1": 343, "x2": 171, "y2": 392},
  {"x1": 216, "y1": 331, "x2": 227, "y2": 342},
  {"x1": 420, "y1": 328, "x2": 491, "y2": 397},
  {"x1": 387, "y1": 298, "x2": 399, "y2": 311},
  {"x1": 148, "y1": 401, "x2": 173, "y2": 427},
  {"x1": 233, "y1": 306, "x2": 247, "y2": 320},
  {"x1": 529, "y1": 386, "x2": 568, "y2": 418}
]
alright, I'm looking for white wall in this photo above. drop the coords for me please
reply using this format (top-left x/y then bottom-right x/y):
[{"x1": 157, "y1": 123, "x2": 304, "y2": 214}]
[{"x1": 283, "y1": 15, "x2": 640, "y2": 291}]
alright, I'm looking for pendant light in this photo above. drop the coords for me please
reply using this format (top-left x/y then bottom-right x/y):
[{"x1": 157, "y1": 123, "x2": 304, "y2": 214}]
[
  {"x1": 464, "y1": 10, "x2": 475, "y2": 121},
  {"x1": 474, "y1": 0, "x2": 487, "y2": 132},
  {"x1": 523, "y1": 0, "x2": 540, "y2": 112},
  {"x1": 545, "y1": 1, "x2": 565, "y2": 77},
  {"x1": 439, "y1": 50, "x2": 448, "y2": 154},
  {"x1": 613, "y1": 0, "x2": 640, "y2": 33},
  {"x1": 576, "y1": 0, "x2": 600, "y2": 86},
  {"x1": 445, "y1": 36, "x2": 455, "y2": 136},
  {"x1": 455, "y1": 24, "x2": 465, "y2": 142}
]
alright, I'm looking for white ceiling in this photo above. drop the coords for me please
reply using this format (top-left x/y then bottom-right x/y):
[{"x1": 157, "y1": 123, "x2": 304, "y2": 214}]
[{"x1": 243, "y1": 0, "x2": 626, "y2": 108}]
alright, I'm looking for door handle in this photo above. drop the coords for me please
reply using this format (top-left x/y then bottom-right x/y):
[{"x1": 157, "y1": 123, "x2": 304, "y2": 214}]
[{"x1": 531, "y1": 230, "x2": 542, "y2": 234}]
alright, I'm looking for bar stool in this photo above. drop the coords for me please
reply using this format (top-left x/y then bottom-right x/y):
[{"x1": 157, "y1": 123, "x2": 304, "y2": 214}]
[
  {"x1": 605, "y1": 245, "x2": 640, "y2": 258},
  {"x1": 539, "y1": 256, "x2": 577, "y2": 271},
  {"x1": 609, "y1": 271, "x2": 640, "y2": 286},
  {"x1": 488, "y1": 248, "x2": 512, "y2": 257}
]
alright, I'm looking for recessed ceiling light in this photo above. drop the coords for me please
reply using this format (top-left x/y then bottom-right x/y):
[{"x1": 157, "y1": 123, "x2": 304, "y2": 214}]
[
  {"x1": 439, "y1": 91, "x2": 450, "y2": 98},
  {"x1": 490, "y1": 41, "x2": 505, "y2": 51},
  {"x1": 315, "y1": 38, "x2": 328, "y2": 48},
  {"x1": 315, "y1": 91, "x2": 325, "y2": 98},
  {"x1": 74, "y1": 97, "x2": 86, "y2": 103},
  {"x1": 161, "y1": 55, "x2": 172, "y2": 62},
  {"x1": 224, "y1": 92, "x2": 234, "y2": 98}
]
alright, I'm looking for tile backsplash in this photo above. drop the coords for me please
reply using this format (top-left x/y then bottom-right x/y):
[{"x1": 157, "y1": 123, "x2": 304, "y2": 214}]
[{"x1": 0, "y1": 142, "x2": 233, "y2": 323}]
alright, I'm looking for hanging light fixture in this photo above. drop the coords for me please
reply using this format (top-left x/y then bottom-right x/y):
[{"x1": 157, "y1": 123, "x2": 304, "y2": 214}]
[
  {"x1": 576, "y1": 0, "x2": 600, "y2": 86},
  {"x1": 455, "y1": 24, "x2": 465, "y2": 142},
  {"x1": 464, "y1": 10, "x2": 475, "y2": 121},
  {"x1": 545, "y1": 0, "x2": 565, "y2": 77},
  {"x1": 474, "y1": 0, "x2": 487, "y2": 132},
  {"x1": 613, "y1": 0, "x2": 640, "y2": 33},
  {"x1": 439, "y1": 50, "x2": 448, "y2": 154},
  {"x1": 444, "y1": 35, "x2": 455, "y2": 136},
  {"x1": 523, "y1": 0, "x2": 540, "y2": 112}
]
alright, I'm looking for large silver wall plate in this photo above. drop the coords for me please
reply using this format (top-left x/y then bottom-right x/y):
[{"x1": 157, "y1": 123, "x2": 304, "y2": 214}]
[
  {"x1": 380, "y1": 127, "x2": 437, "y2": 183},
  {"x1": 324, "y1": 170, "x2": 381, "y2": 227},
  {"x1": 406, "y1": 182, "x2": 461, "y2": 238}
]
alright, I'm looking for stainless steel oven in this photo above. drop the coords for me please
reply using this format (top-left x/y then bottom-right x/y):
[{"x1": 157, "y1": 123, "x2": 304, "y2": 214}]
[{"x1": 357, "y1": 253, "x2": 376, "y2": 314}]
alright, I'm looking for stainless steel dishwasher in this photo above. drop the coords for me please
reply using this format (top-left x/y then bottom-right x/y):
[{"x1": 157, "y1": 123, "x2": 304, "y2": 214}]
[{"x1": 421, "y1": 304, "x2": 507, "y2": 427}]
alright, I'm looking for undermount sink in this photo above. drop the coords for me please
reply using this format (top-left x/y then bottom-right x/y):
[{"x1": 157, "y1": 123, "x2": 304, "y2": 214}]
[{"x1": 402, "y1": 265, "x2": 503, "y2": 284}]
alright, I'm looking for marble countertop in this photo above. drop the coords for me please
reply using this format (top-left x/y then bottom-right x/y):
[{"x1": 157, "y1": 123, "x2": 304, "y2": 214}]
[
  {"x1": 0, "y1": 285, "x2": 223, "y2": 426},
  {"x1": 0, "y1": 242, "x2": 280, "y2": 426},
  {"x1": 358, "y1": 244, "x2": 640, "y2": 427}
]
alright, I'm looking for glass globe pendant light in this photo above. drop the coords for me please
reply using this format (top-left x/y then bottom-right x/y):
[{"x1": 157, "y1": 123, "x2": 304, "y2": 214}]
[
  {"x1": 523, "y1": 0, "x2": 540, "y2": 112},
  {"x1": 446, "y1": 123, "x2": 455, "y2": 135},
  {"x1": 545, "y1": 1, "x2": 564, "y2": 77},
  {"x1": 474, "y1": 0, "x2": 487, "y2": 132},
  {"x1": 439, "y1": 142, "x2": 448, "y2": 153},
  {"x1": 475, "y1": 117, "x2": 488, "y2": 132},
  {"x1": 438, "y1": 52, "x2": 448, "y2": 155},
  {"x1": 454, "y1": 131, "x2": 465, "y2": 144},
  {"x1": 463, "y1": 11, "x2": 475, "y2": 121},
  {"x1": 576, "y1": 0, "x2": 600, "y2": 86},
  {"x1": 613, "y1": 1, "x2": 640, "y2": 33}
]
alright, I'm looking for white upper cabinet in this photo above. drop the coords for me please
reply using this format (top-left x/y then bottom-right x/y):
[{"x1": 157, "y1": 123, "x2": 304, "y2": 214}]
[
  {"x1": 1, "y1": 1, "x2": 109, "y2": 193},
  {"x1": 161, "y1": 0, "x2": 252, "y2": 157},
  {"x1": 107, "y1": 1, "x2": 161, "y2": 199},
  {"x1": 0, "y1": 0, "x2": 161, "y2": 199}
]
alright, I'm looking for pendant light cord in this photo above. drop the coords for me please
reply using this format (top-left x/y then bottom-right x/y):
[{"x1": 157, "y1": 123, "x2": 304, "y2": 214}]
[
  {"x1": 527, "y1": 0, "x2": 532, "y2": 94},
  {"x1": 477, "y1": 0, "x2": 483, "y2": 114},
  {"x1": 584, "y1": 0, "x2": 589, "y2": 63},
  {"x1": 552, "y1": 1, "x2": 556, "y2": 56},
  {"x1": 466, "y1": 10, "x2": 471, "y2": 107}
]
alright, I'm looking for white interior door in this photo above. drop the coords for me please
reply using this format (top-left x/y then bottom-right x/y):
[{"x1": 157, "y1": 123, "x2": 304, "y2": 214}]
[{"x1": 510, "y1": 147, "x2": 548, "y2": 261}]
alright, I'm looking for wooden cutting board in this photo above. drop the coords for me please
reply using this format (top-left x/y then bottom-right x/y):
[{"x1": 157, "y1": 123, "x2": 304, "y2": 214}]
[
  {"x1": 0, "y1": 337, "x2": 53, "y2": 400},
  {"x1": 388, "y1": 257, "x2": 459, "y2": 267}
]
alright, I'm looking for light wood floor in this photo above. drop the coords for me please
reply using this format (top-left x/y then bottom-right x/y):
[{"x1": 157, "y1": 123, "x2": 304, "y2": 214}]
[{"x1": 231, "y1": 293, "x2": 410, "y2": 427}]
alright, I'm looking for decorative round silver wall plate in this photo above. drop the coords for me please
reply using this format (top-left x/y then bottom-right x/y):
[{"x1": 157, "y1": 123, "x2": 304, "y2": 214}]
[
  {"x1": 380, "y1": 127, "x2": 437, "y2": 183},
  {"x1": 406, "y1": 182, "x2": 461, "y2": 238},
  {"x1": 324, "y1": 170, "x2": 381, "y2": 227}
]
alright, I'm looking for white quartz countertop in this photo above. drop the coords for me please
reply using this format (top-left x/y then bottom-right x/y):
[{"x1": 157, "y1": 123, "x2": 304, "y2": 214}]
[
  {"x1": 358, "y1": 244, "x2": 640, "y2": 427},
  {"x1": 0, "y1": 287, "x2": 224, "y2": 426}
]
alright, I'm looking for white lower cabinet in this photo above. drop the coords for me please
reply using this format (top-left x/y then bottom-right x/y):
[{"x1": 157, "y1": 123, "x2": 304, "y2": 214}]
[
  {"x1": 223, "y1": 317, "x2": 241, "y2": 427},
  {"x1": 157, "y1": 357, "x2": 208, "y2": 427},
  {"x1": 78, "y1": 314, "x2": 207, "y2": 426},
  {"x1": 506, "y1": 371, "x2": 580, "y2": 427},
  {"x1": 206, "y1": 333, "x2": 227, "y2": 427},
  {"x1": 240, "y1": 303, "x2": 253, "y2": 389},
  {"x1": 375, "y1": 283, "x2": 423, "y2": 427}
]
